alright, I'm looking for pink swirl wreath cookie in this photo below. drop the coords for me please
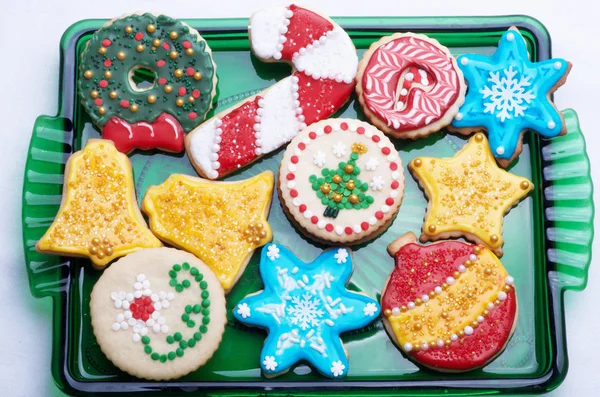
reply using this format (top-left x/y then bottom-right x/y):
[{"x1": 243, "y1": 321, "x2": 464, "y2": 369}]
[{"x1": 356, "y1": 33, "x2": 466, "y2": 139}]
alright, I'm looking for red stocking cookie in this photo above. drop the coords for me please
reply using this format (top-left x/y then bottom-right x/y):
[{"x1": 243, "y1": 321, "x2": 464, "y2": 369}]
[
  {"x1": 381, "y1": 233, "x2": 517, "y2": 372},
  {"x1": 186, "y1": 4, "x2": 357, "y2": 179},
  {"x1": 356, "y1": 33, "x2": 466, "y2": 139}
]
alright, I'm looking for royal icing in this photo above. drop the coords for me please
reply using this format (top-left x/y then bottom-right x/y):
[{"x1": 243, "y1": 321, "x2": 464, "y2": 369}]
[
  {"x1": 186, "y1": 4, "x2": 357, "y2": 179},
  {"x1": 142, "y1": 172, "x2": 274, "y2": 292},
  {"x1": 382, "y1": 233, "x2": 517, "y2": 371},
  {"x1": 36, "y1": 139, "x2": 162, "y2": 267},
  {"x1": 233, "y1": 244, "x2": 380, "y2": 378},
  {"x1": 78, "y1": 13, "x2": 217, "y2": 152},
  {"x1": 451, "y1": 28, "x2": 570, "y2": 161},
  {"x1": 279, "y1": 119, "x2": 405, "y2": 243},
  {"x1": 358, "y1": 33, "x2": 465, "y2": 136},
  {"x1": 409, "y1": 132, "x2": 533, "y2": 255}
]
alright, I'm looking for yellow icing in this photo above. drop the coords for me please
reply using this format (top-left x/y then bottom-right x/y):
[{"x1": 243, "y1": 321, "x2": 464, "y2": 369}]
[
  {"x1": 388, "y1": 248, "x2": 508, "y2": 346},
  {"x1": 409, "y1": 133, "x2": 533, "y2": 252},
  {"x1": 36, "y1": 139, "x2": 162, "y2": 268},
  {"x1": 142, "y1": 172, "x2": 274, "y2": 292}
]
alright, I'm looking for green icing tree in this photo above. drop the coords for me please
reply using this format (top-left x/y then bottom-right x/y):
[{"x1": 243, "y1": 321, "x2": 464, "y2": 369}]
[{"x1": 309, "y1": 150, "x2": 374, "y2": 219}]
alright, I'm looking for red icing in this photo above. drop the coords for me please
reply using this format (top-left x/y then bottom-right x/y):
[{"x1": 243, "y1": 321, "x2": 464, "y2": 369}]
[
  {"x1": 188, "y1": 112, "x2": 197, "y2": 120},
  {"x1": 178, "y1": 87, "x2": 187, "y2": 96},
  {"x1": 162, "y1": 42, "x2": 170, "y2": 50},
  {"x1": 357, "y1": 127, "x2": 365, "y2": 134},
  {"x1": 192, "y1": 89, "x2": 200, "y2": 99},
  {"x1": 214, "y1": 97, "x2": 261, "y2": 176},
  {"x1": 156, "y1": 60, "x2": 166, "y2": 68},
  {"x1": 182, "y1": 41, "x2": 192, "y2": 49},
  {"x1": 361, "y1": 222, "x2": 369, "y2": 230},
  {"x1": 325, "y1": 224, "x2": 334, "y2": 232},
  {"x1": 344, "y1": 227, "x2": 353, "y2": 235},
  {"x1": 104, "y1": 59, "x2": 112, "y2": 68},
  {"x1": 135, "y1": 32, "x2": 144, "y2": 41},
  {"x1": 295, "y1": 72, "x2": 354, "y2": 126},
  {"x1": 94, "y1": 98, "x2": 103, "y2": 106},
  {"x1": 280, "y1": 5, "x2": 334, "y2": 60},
  {"x1": 158, "y1": 77, "x2": 167, "y2": 85},
  {"x1": 299, "y1": 204, "x2": 307, "y2": 213},
  {"x1": 340, "y1": 122, "x2": 348, "y2": 130},
  {"x1": 361, "y1": 35, "x2": 462, "y2": 132},
  {"x1": 130, "y1": 296, "x2": 155, "y2": 321},
  {"x1": 99, "y1": 80, "x2": 108, "y2": 88},
  {"x1": 291, "y1": 156, "x2": 299, "y2": 164},
  {"x1": 382, "y1": 240, "x2": 517, "y2": 371},
  {"x1": 102, "y1": 39, "x2": 111, "y2": 47},
  {"x1": 119, "y1": 100, "x2": 129, "y2": 108},
  {"x1": 102, "y1": 113, "x2": 185, "y2": 154},
  {"x1": 186, "y1": 67, "x2": 195, "y2": 76},
  {"x1": 298, "y1": 142, "x2": 306, "y2": 150}
]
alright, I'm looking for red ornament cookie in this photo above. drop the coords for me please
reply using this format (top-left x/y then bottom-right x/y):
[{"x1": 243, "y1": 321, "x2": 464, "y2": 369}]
[
  {"x1": 278, "y1": 119, "x2": 405, "y2": 244},
  {"x1": 356, "y1": 33, "x2": 466, "y2": 139},
  {"x1": 381, "y1": 233, "x2": 517, "y2": 372},
  {"x1": 186, "y1": 4, "x2": 357, "y2": 179}
]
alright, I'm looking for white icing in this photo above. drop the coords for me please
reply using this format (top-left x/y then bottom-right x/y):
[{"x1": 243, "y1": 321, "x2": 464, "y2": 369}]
[
  {"x1": 313, "y1": 151, "x2": 327, "y2": 167},
  {"x1": 365, "y1": 157, "x2": 379, "y2": 171},
  {"x1": 188, "y1": 118, "x2": 221, "y2": 179},
  {"x1": 249, "y1": 6, "x2": 290, "y2": 59},
  {"x1": 332, "y1": 141, "x2": 347, "y2": 158},
  {"x1": 370, "y1": 176, "x2": 385, "y2": 191},
  {"x1": 292, "y1": 27, "x2": 358, "y2": 84}
]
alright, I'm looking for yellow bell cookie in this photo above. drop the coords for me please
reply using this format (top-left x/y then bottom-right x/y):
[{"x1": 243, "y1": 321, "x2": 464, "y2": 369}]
[
  {"x1": 36, "y1": 139, "x2": 162, "y2": 268},
  {"x1": 408, "y1": 133, "x2": 533, "y2": 256},
  {"x1": 142, "y1": 172, "x2": 274, "y2": 292}
]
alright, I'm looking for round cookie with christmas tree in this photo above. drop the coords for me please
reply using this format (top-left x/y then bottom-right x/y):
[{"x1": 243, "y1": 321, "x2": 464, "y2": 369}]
[{"x1": 278, "y1": 119, "x2": 405, "y2": 244}]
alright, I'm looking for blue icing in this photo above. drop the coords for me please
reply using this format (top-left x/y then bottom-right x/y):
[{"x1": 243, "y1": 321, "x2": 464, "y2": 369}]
[
  {"x1": 452, "y1": 28, "x2": 569, "y2": 160},
  {"x1": 233, "y1": 243, "x2": 380, "y2": 378}
]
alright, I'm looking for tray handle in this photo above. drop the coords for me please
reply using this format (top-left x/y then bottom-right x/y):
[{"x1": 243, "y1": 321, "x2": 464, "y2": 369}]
[
  {"x1": 22, "y1": 115, "x2": 74, "y2": 299},
  {"x1": 542, "y1": 109, "x2": 594, "y2": 292}
]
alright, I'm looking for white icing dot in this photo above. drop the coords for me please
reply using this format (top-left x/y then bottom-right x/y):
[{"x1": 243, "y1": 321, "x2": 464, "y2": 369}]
[
  {"x1": 469, "y1": 254, "x2": 477, "y2": 262},
  {"x1": 392, "y1": 171, "x2": 400, "y2": 180},
  {"x1": 554, "y1": 61, "x2": 562, "y2": 70},
  {"x1": 161, "y1": 300, "x2": 170, "y2": 308},
  {"x1": 335, "y1": 226, "x2": 344, "y2": 235},
  {"x1": 274, "y1": 52, "x2": 282, "y2": 60},
  {"x1": 477, "y1": 316, "x2": 485, "y2": 323},
  {"x1": 153, "y1": 324, "x2": 161, "y2": 333},
  {"x1": 498, "y1": 291, "x2": 508, "y2": 301},
  {"x1": 435, "y1": 286, "x2": 443, "y2": 294},
  {"x1": 458, "y1": 265, "x2": 466, "y2": 273},
  {"x1": 128, "y1": 318, "x2": 136, "y2": 326},
  {"x1": 405, "y1": 72, "x2": 414, "y2": 81},
  {"x1": 421, "y1": 343, "x2": 429, "y2": 351},
  {"x1": 451, "y1": 334, "x2": 458, "y2": 341},
  {"x1": 460, "y1": 57, "x2": 469, "y2": 65},
  {"x1": 400, "y1": 88, "x2": 408, "y2": 96},
  {"x1": 506, "y1": 32, "x2": 515, "y2": 41},
  {"x1": 292, "y1": 198, "x2": 301, "y2": 206},
  {"x1": 407, "y1": 302, "x2": 415, "y2": 309},
  {"x1": 152, "y1": 311, "x2": 160, "y2": 319},
  {"x1": 287, "y1": 180, "x2": 296, "y2": 189},
  {"x1": 122, "y1": 301, "x2": 130, "y2": 310},
  {"x1": 505, "y1": 276, "x2": 515, "y2": 285},
  {"x1": 133, "y1": 282, "x2": 142, "y2": 290},
  {"x1": 464, "y1": 326, "x2": 474, "y2": 335},
  {"x1": 142, "y1": 280, "x2": 150, "y2": 288},
  {"x1": 114, "y1": 300, "x2": 122, "y2": 309},
  {"x1": 387, "y1": 154, "x2": 395, "y2": 162},
  {"x1": 496, "y1": 146, "x2": 505, "y2": 155},
  {"x1": 390, "y1": 190, "x2": 399, "y2": 198},
  {"x1": 158, "y1": 291, "x2": 166, "y2": 300},
  {"x1": 392, "y1": 307, "x2": 400, "y2": 315},
  {"x1": 154, "y1": 302, "x2": 162, "y2": 310},
  {"x1": 437, "y1": 339, "x2": 445, "y2": 347},
  {"x1": 455, "y1": 112, "x2": 463, "y2": 121},
  {"x1": 160, "y1": 325, "x2": 169, "y2": 334},
  {"x1": 487, "y1": 302, "x2": 495, "y2": 310},
  {"x1": 120, "y1": 322, "x2": 128, "y2": 330},
  {"x1": 136, "y1": 274, "x2": 146, "y2": 282},
  {"x1": 364, "y1": 129, "x2": 373, "y2": 138},
  {"x1": 124, "y1": 311, "x2": 132, "y2": 319},
  {"x1": 132, "y1": 333, "x2": 141, "y2": 342},
  {"x1": 146, "y1": 319, "x2": 155, "y2": 326},
  {"x1": 143, "y1": 289, "x2": 152, "y2": 296},
  {"x1": 303, "y1": 210, "x2": 313, "y2": 219},
  {"x1": 215, "y1": 119, "x2": 223, "y2": 127},
  {"x1": 157, "y1": 317, "x2": 166, "y2": 325},
  {"x1": 381, "y1": 205, "x2": 390, "y2": 213},
  {"x1": 446, "y1": 277, "x2": 455, "y2": 285},
  {"x1": 421, "y1": 295, "x2": 429, "y2": 303},
  {"x1": 353, "y1": 224, "x2": 362, "y2": 233},
  {"x1": 288, "y1": 164, "x2": 297, "y2": 172},
  {"x1": 369, "y1": 217, "x2": 377, "y2": 225},
  {"x1": 547, "y1": 121, "x2": 556, "y2": 129},
  {"x1": 403, "y1": 343, "x2": 413, "y2": 352},
  {"x1": 112, "y1": 323, "x2": 120, "y2": 331},
  {"x1": 151, "y1": 294, "x2": 159, "y2": 302},
  {"x1": 317, "y1": 220, "x2": 326, "y2": 229},
  {"x1": 140, "y1": 328, "x2": 148, "y2": 336},
  {"x1": 111, "y1": 292, "x2": 118, "y2": 300}
]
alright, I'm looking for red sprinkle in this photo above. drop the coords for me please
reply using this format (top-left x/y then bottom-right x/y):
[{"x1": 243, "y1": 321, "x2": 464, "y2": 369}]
[
  {"x1": 134, "y1": 32, "x2": 144, "y2": 41},
  {"x1": 391, "y1": 180, "x2": 400, "y2": 189},
  {"x1": 188, "y1": 112, "x2": 197, "y2": 120},
  {"x1": 162, "y1": 42, "x2": 170, "y2": 50},
  {"x1": 382, "y1": 147, "x2": 391, "y2": 155},
  {"x1": 94, "y1": 98, "x2": 103, "y2": 106},
  {"x1": 386, "y1": 198, "x2": 394, "y2": 206},
  {"x1": 290, "y1": 189, "x2": 298, "y2": 198},
  {"x1": 182, "y1": 41, "x2": 192, "y2": 49},
  {"x1": 141, "y1": 312, "x2": 149, "y2": 321},
  {"x1": 178, "y1": 87, "x2": 187, "y2": 96},
  {"x1": 186, "y1": 67, "x2": 195, "y2": 76},
  {"x1": 192, "y1": 89, "x2": 200, "y2": 99},
  {"x1": 324, "y1": 125, "x2": 332, "y2": 134},
  {"x1": 101, "y1": 39, "x2": 111, "y2": 47},
  {"x1": 158, "y1": 77, "x2": 167, "y2": 85},
  {"x1": 309, "y1": 132, "x2": 317, "y2": 140},
  {"x1": 286, "y1": 173, "x2": 295, "y2": 181},
  {"x1": 299, "y1": 204, "x2": 307, "y2": 213},
  {"x1": 290, "y1": 156, "x2": 299, "y2": 164},
  {"x1": 104, "y1": 59, "x2": 112, "y2": 68},
  {"x1": 361, "y1": 222, "x2": 369, "y2": 231},
  {"x1": 156, "y1": 60, "x2": 166, "y2": 68},
  {"x1": 144, "y1": 297, "x2": 151, "y2": 305},
  {"x1": 311, "y1": 216, "x2": 318, "y2": 224},
  {"x1": 375, "y1": 211, "x2": 384, "y2": 220},
  {"x1": 99, "y1": 80, "x2": 108, "y2": 88},
  {"x1": 345, "y1": 227, "x2": 353, "y2": 235},
  {"x1": 120, "y1": 100, "x2": 129, "y2": 108},
  {"x1": 340, "y1": 122, "x2": 348, "y2": 130},
  {"x1": 325, "y1": 223, "x2": 334, "y2": 232},
  {"x1": 390, "y1": 162, "x2": 398, "y2": 171},
  {"x1": 357, "y1": 127, "x2": 365, "y2": 134},
  {"x1": 372, "y1": 135, "x2": 381, "y2": 143},
  {"x1": 298, "y1": 142, "x2": 306, "y2": 150}
]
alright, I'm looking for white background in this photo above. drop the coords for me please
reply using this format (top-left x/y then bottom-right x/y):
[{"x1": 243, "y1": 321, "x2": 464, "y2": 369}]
[{"x1": 0, "y1": 0, "x2": 598, "y2": 395}]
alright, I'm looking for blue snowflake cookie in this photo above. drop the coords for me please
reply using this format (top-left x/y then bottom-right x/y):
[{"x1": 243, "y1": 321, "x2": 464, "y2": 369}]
[
  {"x1": 233, "y1": 243, "x2": 380, "y2": 378},
  {"x1": 450, "y1": 28, "x2": 571, "y2": 165}
]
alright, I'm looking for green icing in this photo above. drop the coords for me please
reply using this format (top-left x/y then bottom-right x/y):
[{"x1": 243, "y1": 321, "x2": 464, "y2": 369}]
[
  {"x1": 142, "y1": 263, "x2": 211, "y2": 363},
  {"x1": 78, "y1": 13, "x2": 216, "y2": 131}
]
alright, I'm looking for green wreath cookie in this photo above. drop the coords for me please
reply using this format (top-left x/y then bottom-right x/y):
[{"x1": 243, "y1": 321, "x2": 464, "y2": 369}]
[{"x1": 78, "y1": 13, "x2": 217, "y2": 153}]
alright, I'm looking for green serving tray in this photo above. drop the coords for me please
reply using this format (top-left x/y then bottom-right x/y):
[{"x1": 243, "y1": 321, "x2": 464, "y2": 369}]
[{"x1": 22, "y1": 14, "x2": 593, "y2": 396}]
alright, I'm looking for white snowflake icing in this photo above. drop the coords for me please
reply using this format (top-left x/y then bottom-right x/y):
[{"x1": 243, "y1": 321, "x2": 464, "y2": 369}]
[
  {"x1": 267, "y1": 244, "x2": 280, "y2": 260},
  {"x1": 331, "y1": 360, "x2": 346, "y2": 377},
  {"x1": 365, "y1": 157, "x2": 379, "y2": 171},
  {"x1": 481, "y1": 66, "x2": 535, "y2": 122},
  {"x1": 313, "y1": 151, "x2": 327, "y2": 167},
  {"x1": 370, "y1": 176, "x2": 385, "y2": 191},
  {"x1": 110, "y1": 274, "x2": 174, "y2": 342},
  {"x1": 287, "y1": 292, "x2": 325, "y2": 330},
  {"x1": 363, "y1": 302, "x2": 378, "y2": 316},
  {"x1": 334, "y1": 248, "x2": 348, "y2": 264},
  {"x1": 332, "y1": 142, "x2": 347, "y2": 158},
  {"x1": 263, "y1": 355, "x2": 278, "y2": 371},
  {"x1": 237, "y1": 303, "x2": 251, "y2": 319}
]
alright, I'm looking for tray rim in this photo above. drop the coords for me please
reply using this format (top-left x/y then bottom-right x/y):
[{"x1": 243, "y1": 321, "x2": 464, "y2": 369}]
[{"x1": 22, "y1": 14, "x2": 592, "y2": 396}]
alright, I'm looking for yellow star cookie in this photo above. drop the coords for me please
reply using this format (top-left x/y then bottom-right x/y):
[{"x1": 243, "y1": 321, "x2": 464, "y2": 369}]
[
  {"x1": 36, "y1": 139, "x2": 162, "y2": 268},
  {"x1": 408, "y1": 133, "x2": 533, "y2": 256},
  {"x1": 142, "y1": 172, "x2": 274, "y2": 292}
]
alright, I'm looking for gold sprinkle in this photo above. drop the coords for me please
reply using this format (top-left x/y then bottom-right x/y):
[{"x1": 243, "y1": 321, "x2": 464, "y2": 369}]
[
  {"x1": 84, "y1": 70, "x2": 93, "y2": 79},
  {"x1": 146, "y1": 24, "x2": 156, "y2": 33},
  {"x1": 117, "y1": 51, "x2": 126, "y2": 60},
  {"x1": 169, "y1": 31, "x2": 178, "y2": 40},
  {"x1": 351, "y1": 142, "x2": 368, "y2": 155}
]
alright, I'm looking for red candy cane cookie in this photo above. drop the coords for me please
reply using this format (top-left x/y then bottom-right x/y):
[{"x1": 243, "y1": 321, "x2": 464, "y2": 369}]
[
  {"x1": 356, "y1": 33, "x2": 466, "y2": 139},
  {"x1": 185, "y1": 4, "x2": 357, "y2": 179}
]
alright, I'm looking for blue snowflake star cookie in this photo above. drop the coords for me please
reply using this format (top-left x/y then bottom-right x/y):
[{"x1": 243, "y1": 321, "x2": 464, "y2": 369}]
[
  {"x1": 233, "y1": 243, "x2": 380, "y2": 378},
  {"x1": 450, "y1": 27, "x2": 571, "y2": 166}
]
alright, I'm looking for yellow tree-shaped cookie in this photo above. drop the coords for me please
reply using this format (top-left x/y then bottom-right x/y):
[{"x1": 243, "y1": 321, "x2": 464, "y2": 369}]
[
  {"x1": 142, "y1": 172, "x2": 274, "y2": 292},
  {"x1": 36, "y1": 139, "x2": 162, "y2": 268},
  {"x1": 409, "y1": 133, "x2": 533, "y2": 256}
]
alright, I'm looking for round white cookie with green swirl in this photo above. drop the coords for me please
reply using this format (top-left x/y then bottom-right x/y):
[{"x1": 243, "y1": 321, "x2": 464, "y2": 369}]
[{"x1": 90, "y1": 247, "x2": 226, "y2": 380}]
